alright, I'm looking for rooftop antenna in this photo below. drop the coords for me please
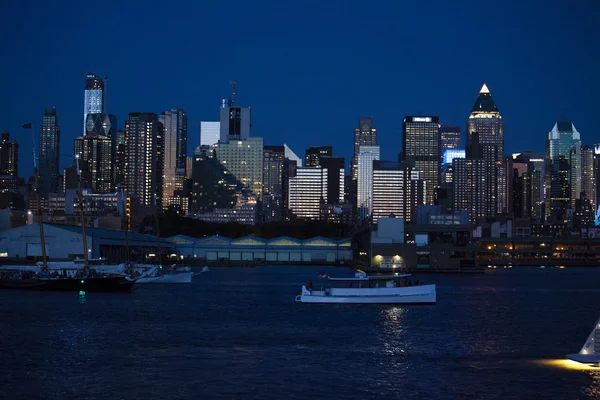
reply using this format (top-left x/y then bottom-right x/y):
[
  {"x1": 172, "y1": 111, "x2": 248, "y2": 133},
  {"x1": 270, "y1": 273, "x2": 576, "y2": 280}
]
[{"x1": 229, "y1": 80, "x2": 237, "y2": 106}]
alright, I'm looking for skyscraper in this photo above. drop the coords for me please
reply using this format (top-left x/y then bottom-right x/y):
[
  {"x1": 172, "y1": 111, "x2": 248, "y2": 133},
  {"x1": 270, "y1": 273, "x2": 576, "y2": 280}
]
[
  {"x1": 545, "y1": 121, "x2": 582, "y2": 218},
  {"x1": 200, "y1": 121, "x2": 220, "y2": 147},
  {"x1": 0, "y1": 132, "x2": 18, "y2": 177},
  {"x1": 352, "y1": 117, "x2": 377, "y2": 180},
  {"x1": 214, "y1": 137, "x2": 264, "y2": 198},
  {"x1": 124, "y1": 113, "x2": 164, "y2": 208},
  {"x1": 581, "y1": 145, "x2": 596, "y2": 210},
  {"x1": 219, "y1": 106, "x2": 251, "y2": 144},
  {"x1": 402, "y1": 116, "x2": 440, "y2": 204},
  {"x1": 74, "y1": 116, "x2": 115, "y2": 194},
  {"x1": 319, "y1": 156, "x2": 345, "y2": 205},
  {"x1": 160, "y1": 108, "x2": 188, "y2": 208},
  {"x1": 357, "y1": 145, "x2": 380, "y2": 220},
  {"x1": 288, "y1": 167, "x2": 329, "y2": 220},
  {"x1": 467, "y1": 84, "x2": 505, "y2": 213},
  {"x1": 263, "y1": 145, "x2": 285, "y2": 222},
  {"x1": 83, "y1": 73, "x2": 104, "y2": 135},
  {"x1": 39, "y1": 107, "x2": 60, "y2": 196},
  {"x1": 114, "y1": 129, "x2": 126, "y2": 188},
  {"x1": 305, "y1": 146, "x2": 333, "y2": 167},
  {"x1": 439, "y1": 125, "x2": 461, "y2": 153},
  {"x1": 371, "y1": 161, "x2": 425, "y2": 224}
]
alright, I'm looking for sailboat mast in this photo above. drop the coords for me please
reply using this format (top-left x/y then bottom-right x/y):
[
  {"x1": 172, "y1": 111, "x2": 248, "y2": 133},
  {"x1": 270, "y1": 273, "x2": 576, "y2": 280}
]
[
  {"x1": 154, "y1": 193, "x2": 161, "y2": 267},
  {"x1": 122, "y1": 189, "x2": 130, "y2": 264},
  {"x1": 76, "y1": 155, "x2": 89, "y2": 272},
  {"x1": 30, "y1": 125, "x2": 48, "y2": 269}
]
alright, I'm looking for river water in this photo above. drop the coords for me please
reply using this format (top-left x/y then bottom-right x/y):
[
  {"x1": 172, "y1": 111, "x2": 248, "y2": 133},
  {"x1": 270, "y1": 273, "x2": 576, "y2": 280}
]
[{"x1": 1, "y1": 266, "x2": 599, "y2": 399}]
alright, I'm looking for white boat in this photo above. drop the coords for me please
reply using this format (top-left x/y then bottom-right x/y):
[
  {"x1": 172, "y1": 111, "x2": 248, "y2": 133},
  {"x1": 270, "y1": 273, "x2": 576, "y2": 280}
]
[
  {"x1": 130, "y1": 265, "x2": 193, "y2": 284},
  {"x1": 295, "y1": 271, "x2": 436, "y2": 304},
  {"x1": 567, "y1": 316, "x2": 600, "y2": 365}
]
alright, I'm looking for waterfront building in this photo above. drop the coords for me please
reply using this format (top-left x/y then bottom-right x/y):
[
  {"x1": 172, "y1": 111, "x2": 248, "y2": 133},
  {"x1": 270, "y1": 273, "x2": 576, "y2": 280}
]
[
  {"x1": 305, "y1": 146, "x2": 333, "y2": 167},
  {"x1": 352, "y1": 117, "x2": 377, "y2": 180},
  {"x1": 467, "y1": 84, "x2": 505, "y2": 213},
  {"x1": 357, "y1": 146, "x2": 380, "y2": 220},
  {"x1": 83, "y1": 72, "x2": 104, "y2": 135},
  {"x1": 159, "y1": 108, "x2": 188, "y2": 208},
  {"x1": 124, "y1": 113, "x2": 164, "y2": 208},
  {"x1": 0, "y1": 132, "x2": 18, "y2": 178},
  {"x1": 39, "y1": 107, "x2": 60, "y2": 196},
  {"x1": 402, "y1": 116, "x2": 440, "y2": 204}
]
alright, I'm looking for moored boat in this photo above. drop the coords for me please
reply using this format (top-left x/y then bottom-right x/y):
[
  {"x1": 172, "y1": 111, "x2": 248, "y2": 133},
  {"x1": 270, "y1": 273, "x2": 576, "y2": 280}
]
[
  {"x1": 131, "y1": 265, "x2": 193, "y2": 284},
  {"x1": 295, "y1": 271, "x2": 436, "y2": 304},
  {"x1": 567, "y1": 316, "x2": 600, "y2": 365},
  {"x1": 0, "y1": 269, "x2": 134, "y2": 292}
]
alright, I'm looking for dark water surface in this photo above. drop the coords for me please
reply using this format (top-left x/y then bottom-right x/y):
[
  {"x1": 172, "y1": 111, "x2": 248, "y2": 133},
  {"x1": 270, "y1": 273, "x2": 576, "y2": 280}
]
[{"x1": 1, "y1": 266, "x2": 600, "y2": 399}]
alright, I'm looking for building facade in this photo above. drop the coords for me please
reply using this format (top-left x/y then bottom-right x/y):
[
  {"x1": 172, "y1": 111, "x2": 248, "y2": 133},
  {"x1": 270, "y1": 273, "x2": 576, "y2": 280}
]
[
  {"x1": 39, "y1": 107, "x2": 61, "y2": 196},
  {"x1": 214, "y1": 137, "x2": 264, "y2": 198},
  {"x1": 263, "y1": 145, "x2": 285, "y2": 222},
  {"x1": 352, "y1": 117, "x2": 377, "y2": 180},
  {"x1": 402, "y1": 116, "x2": 440, "y2": 204},
  {"x1": 0, "y1": 132, "x2": 18, "y2": 177},
  {"x1": 219, "y1": 106, "x2": 251, "y2": 143},
  {"x1": 371, "y1": 161, "x2": 425, "y2": 224},
  {"x1": 288, "y1": 167, "x2": 328, "y2": 220},
  {"x1": 159, "y1": 108, "x2": 188, "y2": 208},
  {"x1": 124, "y1": 113, "x2": 164, "y2": 208},
  {"x1": 467, "y1": 84, "x2": 505, "y2": 214},
  {"x1": 83, "y1": 72, "x2": 104, "y2": 135},
  {"x1": 200, "y1": 121, "x2": 220, "y2": 147},
  {"x1": 357, "y1": 146, "x2": 380, "y2": 219},
  {"x1": 439, "y1": 125, "x2": 461, "y2": 153},
  {"x1": 305, "y1": 146, "x2": 333, "y2": 167}
]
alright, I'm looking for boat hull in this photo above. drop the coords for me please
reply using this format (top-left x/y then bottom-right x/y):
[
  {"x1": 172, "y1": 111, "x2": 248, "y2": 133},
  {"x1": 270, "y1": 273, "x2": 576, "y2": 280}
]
[
  {"x1": 134, "y1": 272, "x2": 193, "y2": 284},
  {"x1": 0, "y1": 277, "x2": 134, "y2": 292},
  {"x1": 566, "y1": 353, "x2": 600, "y2": 364},
  {"x1": 295, "y1": 284, "x2": 436, "y2": 304}
]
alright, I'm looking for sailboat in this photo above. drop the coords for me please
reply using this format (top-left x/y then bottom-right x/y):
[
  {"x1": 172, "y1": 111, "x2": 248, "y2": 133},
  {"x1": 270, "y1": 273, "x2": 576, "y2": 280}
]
[
  {"x1": 567, "y1": 316, "x2": 600, "y2": 365},
  {"x1": 128, "y1": 194, "x2": 192, "y2": 284},
  {"x1": 0, "y1": 146, "x2": 134, "y2": 292}
]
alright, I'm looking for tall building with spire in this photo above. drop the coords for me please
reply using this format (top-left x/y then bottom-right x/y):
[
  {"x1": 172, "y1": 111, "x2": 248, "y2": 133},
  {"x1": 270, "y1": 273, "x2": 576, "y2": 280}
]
[
  {"x1": 159, "y1": 108, "x2": 188, "y2": 208},
  {"x1": 352, "y1": 117, "x2": 377, "y2": 180},
  {"x1": 84, "y1": 73, "x2": 104, "y2": 135},
  {"x1": 467, "y1": 84, "x2": 505, "y2": 214},
  {"x1": 39, "y1": 107, "x2": 60, "y2": 196}
]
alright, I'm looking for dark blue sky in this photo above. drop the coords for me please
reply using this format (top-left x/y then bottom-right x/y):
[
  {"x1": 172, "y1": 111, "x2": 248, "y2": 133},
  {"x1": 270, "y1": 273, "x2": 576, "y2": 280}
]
[{"x1": 2, "y1": 0, "x2": 599, "y2": 179}]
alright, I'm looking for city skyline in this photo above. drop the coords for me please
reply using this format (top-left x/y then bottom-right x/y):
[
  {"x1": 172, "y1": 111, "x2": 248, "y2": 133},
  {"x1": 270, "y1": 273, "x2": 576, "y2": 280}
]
[{"x1": 2, "y1": 1, "x2": 598, "y2": 180}]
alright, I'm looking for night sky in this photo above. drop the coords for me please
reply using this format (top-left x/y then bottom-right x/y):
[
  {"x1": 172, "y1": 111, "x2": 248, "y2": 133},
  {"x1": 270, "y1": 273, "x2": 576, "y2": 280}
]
[{"x1": 2, "y1": 0, "x2": 599, "y2": 180}]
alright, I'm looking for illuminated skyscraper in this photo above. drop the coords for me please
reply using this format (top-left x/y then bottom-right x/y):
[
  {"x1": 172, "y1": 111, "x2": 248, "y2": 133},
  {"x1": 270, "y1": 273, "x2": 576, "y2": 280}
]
[
  {"x1": 0, "y1": 132, "x2": 18, "y2": 177},
  {"x1": 39, "y1": 107, "x2": 60, "y2": 196},
  {"x1": 581, "y1": 145, "x2": 596, "y2": 210},
  {"x1": 124, "y1": 113, "x2": 164, "y2": 208},
  {"x1": 545, "y1": 121, "x2": 582, "y2": 218},
  {"x1": 214, "y1": 137, "x2": 264, "y2": 198},
  {"x1": 467, "y1": 84, "x2": 505, "y2": 213},
  {"x1": 305, "y1": 146, "x2": 333, "y2": 167},
  {"x1": 357, "y1": 146, "x2": 380, "y2": 219},
  {"x1": 74, "y1": 113, "x2": 116, "y2": 193},
  {"x1": 263, "y1": 145, "x2": 285, "y2": 222},
  {"x1": 159, "y1": 108, "x2": 187, "y2": 208},
  {"x1": 288, "y1": 167, "x2": 329, "y2": 220},
  {"x1": 402, "y1": 116, "x2": 440, "y2": 204},
  {"x1": 439, "y1": 125, "x2": 461, "y2": 153},
  {"x1": 352, "y1": 117, "x2": 377, "y2": 180},
  {"x1": 83, "y1": 73, "x2": 104, "y2": 135}
]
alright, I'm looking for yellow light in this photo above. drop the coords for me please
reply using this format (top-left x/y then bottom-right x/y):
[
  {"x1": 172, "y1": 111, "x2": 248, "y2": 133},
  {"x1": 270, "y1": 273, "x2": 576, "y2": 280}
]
[{"x1": 535, "y1": 359, "x2": 600, "y2": 371}]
